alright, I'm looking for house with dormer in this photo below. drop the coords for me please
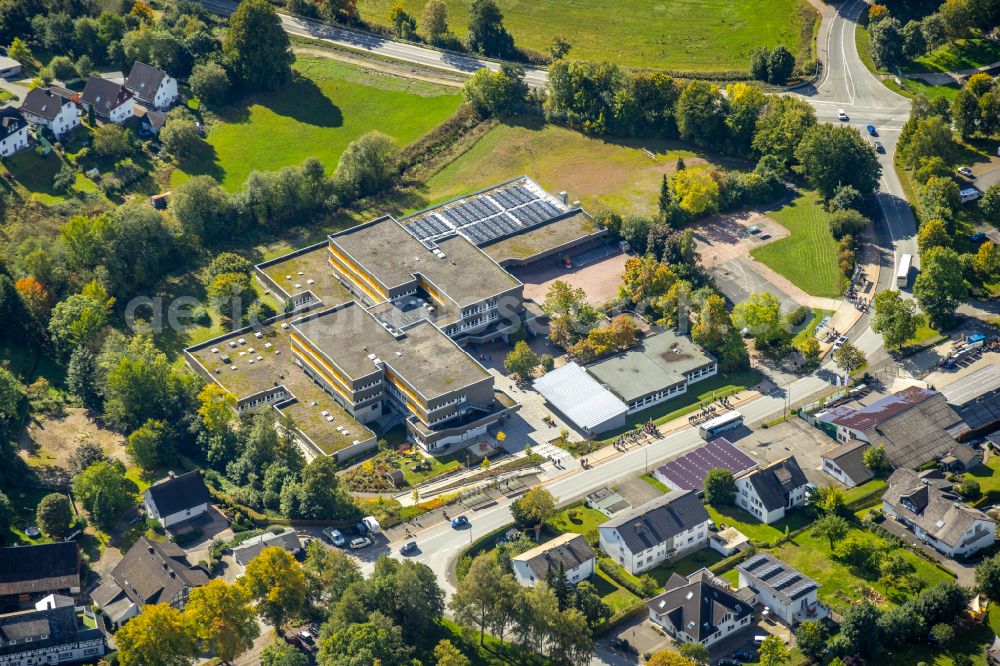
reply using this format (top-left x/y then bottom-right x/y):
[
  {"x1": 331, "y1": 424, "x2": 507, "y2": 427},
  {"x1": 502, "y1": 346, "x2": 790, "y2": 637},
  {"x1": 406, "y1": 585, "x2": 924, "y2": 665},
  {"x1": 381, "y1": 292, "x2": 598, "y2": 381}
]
[
  {"x1": 18, "y1": 87, "x2": 80, "y2": 137},
  {"x1": 80, "y1": 76, "x2": 134, "y2": 124},
  {"x1": 0, "y1": 596, "x2": 105, "y2": 666},
  {"x1": 511, "y1": 533, "x2": 595, "y2": 588},
  {"x1": 647, "y1": 568, "x2": 755, "y2": 647},
  {"x1": 0, "y1": 107, "x2": 29, "y2": 157},
  {"x1": 735, "y1": 456, "x2": 809, "y2": 524},
  {"x1": 90, "y1": 537, "x2": 208, "y2": 628},
  {"x1": 736, "y1": 552, "x2": 828, "y2": 625},
  {"x1": 882, "y1": 467, "x2": 995, "y2": 558},
  {"x1": 124, "y1": 61, "x2": 178, "y2": 110}
]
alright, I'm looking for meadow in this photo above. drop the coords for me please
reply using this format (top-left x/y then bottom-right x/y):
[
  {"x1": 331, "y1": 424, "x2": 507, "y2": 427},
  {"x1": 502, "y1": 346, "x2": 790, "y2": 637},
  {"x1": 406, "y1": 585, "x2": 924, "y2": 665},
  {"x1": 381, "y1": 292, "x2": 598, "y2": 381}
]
[{"x1": 355, "y1": 0, "x2": 817, "y2": 73}]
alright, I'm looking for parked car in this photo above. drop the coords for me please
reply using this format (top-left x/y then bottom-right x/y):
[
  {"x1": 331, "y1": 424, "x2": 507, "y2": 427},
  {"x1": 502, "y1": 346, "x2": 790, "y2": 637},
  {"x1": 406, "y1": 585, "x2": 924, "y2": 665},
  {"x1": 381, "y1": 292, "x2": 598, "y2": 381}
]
[
  {"x1": 355, "y1": 521, "x2": 369, "y2": 536},
  {"x1": 838, "y1": 109, "x2": 849, "y2": 121},
  {"x1": 970, "y1": 231, "x2": 987, "y2": 244},
  {"x1": 296, "y1": 630, "x2": 314, "y2": 645},
  {"x1": 400, "y1": 541, "x2": 418, "y2": 555},
  {"x1": 349, "y1": 536, "x2": 372, "y2": 549},
  {"x1": 874, "y1": 140, "x2": 885, "y2": 153},
  {"x1": 718, "y1": 660, "x2": 742, "y2": 666},
  {"x1": 733, "y1": 649, "x2": 756, "y2": 661},
  {"x1": 323, "y1": 527, "x2": 345, "y2": 547},
  {"x1": 958, "y1": 166, "x2": 974, "y2": 178},
  {"x1": 450, "y1": 516, "x2": 469, "y2": 528},
  {"x1": 866, "y1": 124, "x2": 877, "y2": 136},
  {"x1": 833, "y1": 335, "x2": 848, "y2": 349},
  {"x1": 284, "y1": 635, "x2": 303, "y2": 648}
]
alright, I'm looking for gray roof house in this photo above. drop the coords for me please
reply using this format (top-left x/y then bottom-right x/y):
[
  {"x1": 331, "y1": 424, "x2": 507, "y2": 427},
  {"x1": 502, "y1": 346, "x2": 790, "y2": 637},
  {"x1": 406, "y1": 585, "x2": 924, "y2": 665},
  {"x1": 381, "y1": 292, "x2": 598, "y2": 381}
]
[
  {"x1": 511, "y1": 533, "x2": 596, "y2": 587},
  {"x1": 80, "y1": 76, "x2": 134, "y2": 122},
  {"x1": 143, "y1": 470, "x2": 210, "y2": 529},
  {"x1": 232, "y1": 531, "x2": 303, "y2": 567},
  {"x1": 585, "y1": 487, "x2": 631, "y2": 517},
  {"x1": 0, "y1": 600, "x2": 106, "y2": 665},
  {"x1": 735, "y1": 457, "x2": 809, "y2": 524},
  {"x1": 0, "y1": 542, "x2": 81, "y2": 602},
  {"x1": 736, "y1": 552, "x2": 827, "y2": 625},
  {"x1": 647, "y1": 569, "x2": 755, "y2": 647},
  {"x1": 940, "y1": 364, "x2": 1000, "y2": 435},
  {"x1": 883, "y1": 468, "x2": 996, "y2": 558},
  {"x1": 91, "y1": 537, "x2": 209, "y2": 627},
  {"x1": 599, "y1": 490, "x2": 712, "y2": 574},
  {"x1": 821, "y1": 440, "x2": 874, "y2": 487}
]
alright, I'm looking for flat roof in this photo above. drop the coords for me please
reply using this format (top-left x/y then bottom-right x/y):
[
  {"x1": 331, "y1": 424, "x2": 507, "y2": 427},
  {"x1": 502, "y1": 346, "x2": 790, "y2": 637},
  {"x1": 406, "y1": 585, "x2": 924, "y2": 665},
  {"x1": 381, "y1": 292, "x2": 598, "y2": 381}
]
[
  {"x1": 940, "y1": 364, "x2": 1000, "y2": 407},
  {"x1": 532, "y1": 361, "x2": 628, "y2": 431},
  {"x1": 587, "y1": 331, "x2": 716, "y2": 403},
  {"x1": 330, "y1": 217, "x2": 518, "y2": 308},
  {"x1": 187, "y1": 322, "x2": 372, "y2": 455},
  {"x1": 292, "y1": 302, "x2": 489, "y2": 400},
  {"x1": 260, "y1": 245, "x2": 354, "y2": 307},
  {"x1": 482, "y1": 209, "x2": 603, "y2": 264},
  {"x1": 655, "y1": 438, "x2": 758, "y2": 491}
]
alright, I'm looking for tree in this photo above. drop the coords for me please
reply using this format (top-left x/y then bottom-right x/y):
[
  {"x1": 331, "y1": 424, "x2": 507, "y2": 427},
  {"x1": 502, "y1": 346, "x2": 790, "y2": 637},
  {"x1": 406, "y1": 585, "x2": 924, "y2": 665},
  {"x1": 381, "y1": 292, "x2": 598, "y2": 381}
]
[
  {"x1": 758, "y1": 635, "x2": 790, "y2": 666},
  {"x1": 974, "y1": 241, "x2": 1000, "y2": 284},
  {"x1": 389, "y1": 2, "x2": 417, "y2": 38},
  {"x1": 15, "y1": 276, "x2": 51, "y2": 323},
  {"x1": 197, "y1": 384, "x2": 236, "y2": 436},
  {"x1": 795, "y1": 620, "x2": 828, "y2": 663},
  {"x1": 840, "y1": 599, "x2": 881, "y2": 657},
  {"x1": 504, "y1": 340, "x2": 539, "y2": 380},
  {"x1": 862, "y1": 444, "x2": 891, "y2": 476},
  {"x1": 463, "y1": 64, "x2": 527, "y2": 117},
  {"x1": 115, "y1": 603, "x2": 197, "y2": 666},
  {"x1": 812, "y1": 514, "x2": 849, "y2": 549},
  {"x1": 317, "y1": 611, "x2": 413, "y2": 666},
  {"x1": 675, "y1": 81, "x2": 727, "y2": 149},
  {"x1": 795, "y1": 124, "x2": 882, "y2": 198},
  {"x1": 47, "y1": 292, "x2": 110, "y2": 355},
  {"x1": 833, "y1": 342, "x2": 866, "y2": 375},
  {"x1": 976, "y1": 554, "x2": 1000, "y2": 599},
  {"x1": 336, "y1": 131, "x2": 397, "y2": 198},
  {"x1": 451, "y1": 554, "x2": 504, "y2": 644},
  {"x1": 647, "y1": 651, "x2": 696, "y2": 666},
  {"x1": 8, "y1": 37, "x2": 31, "y2": 65},
  {"x1": 869, "y1": 17, "x2": 903, "y2": 68},
  {"x1": 918, "y1": 217, "x2": 952, "y2": 254},
  {"x1": 871, "y1": 290, "x2": 917, "y2": 350},
  {"x1": 914, "y1": 247, "x2": 968, "y2": 327},
  {"x1": 550, "y1": 608, "x2": 593, "y2": 666},
  {"x1": 239, "y1": 546, "x2": 307, "y2": 629},
  {"x1": 101, "y1": 334, "x2": 181, "y2": 431},
  {"x1": 749, "y1": 46, "x2": 770, "y2": 81},
  {"x1": 72, "y1": 459, "x2": 136, "y2": 531},
  {"x1": 223, "y1": 0, "x2": 294, "y2": 93},
  {"x1": 830, "y1": 184, "x2": 863, "y2": 212},
  {"x1": 959, "y1": 477, "x2": 981, "y2": 500},
  {"x1": 420, "y1": 0, "x2": 448, "y2": 40},
  {"x1": 799, "y1": 336, "x2": 821, "y2": 366},
  {"x1": 671, "y1": 168, "x2": 720, "y2": 216},
  {"x1": 512, "y1": 487, "x2": 556, "y2": 528},
  {"x1": 36, "y1": 493, "x2": 73, "y2": 538},
  {"x1": 912, "y1": 581, "x2": 966, "y2": 627},
  {"x1": 899, "y1": 116, "x2": 959, "y2": 168},
  {"x1": 92, "y1": 123, "x2": 132, "y2": 159},
  {"x1": 261, "y1": 641, "x2": 309, "y2": 666},
  {"x1": 877, "y1": 603, "x2": 925, "y2": 650},
  {"x1": 980, "y1": 184, "x2": 1000, "y2": 224},
  {"x1": 703, "y1": 468, "x2": 736, "y2": 506},
  {"x1": 767, "y1": 45, "x2": 795, "y2": 84},
  {"x1": 678, "y1": 642, "x2": 710, "y2": 665},
  {"x1": 467, "y1": 0, "x2": 513, "y2": 58},
  {"x1": 160, "y1": 111, "x2": 204, "y2": 157},
  {"x1": 902, "y1": 20, "x2": 927, "y2": 59},
  {"x1": 170, "y1": 176, "x2": 235, "y2": 244},
  {"x1": 918, "y1": 175, "x2": 961, "y2": 225},
  {"x1": 0, "y1": 493, "x2": 13, "y2": 544},
  {"x1": 732, "y1": 292, "x2": 783, "y2": 345},
  {"x1": 829, "y1": 209, "x2": 868, "y2": 240},
  {"x1": 207, "y1": 271, "x2": 255, "y2": 322},
  {"x1": 549, "y1": 35, "x2": 572, "y2": 61},
  {"x1": 931, "y1": 622, "x2": 955, "y2": 644},
  {"x1": 68, "y1": 440, "x2": 107, "y2": 476},
  {"x1": 752, "y1": 96, "x2": 816, "y2": 167},
  {"x1": 433, "y1": 640, "x2": 470, "y2": 666},
  {"x1": 185, "y1": 579, "x2": 259, "y2": 663},
  {"x1": 126, "y1": 419, "x2": 175, "y2": 471}
]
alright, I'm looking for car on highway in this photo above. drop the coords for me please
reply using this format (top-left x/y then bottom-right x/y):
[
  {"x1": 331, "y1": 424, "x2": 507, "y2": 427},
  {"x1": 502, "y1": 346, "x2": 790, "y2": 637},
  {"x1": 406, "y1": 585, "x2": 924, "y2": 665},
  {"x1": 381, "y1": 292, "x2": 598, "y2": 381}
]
[
  {"x1": 866, "y1": 124, "x2": 877, "y2": 136},
  {"x1": 349, "y1": 536, "x2": 372, "y2": 549},
  {"x1": 450, "y1": 516, "x2": 469, "y2": 528},
  {"x1": 838, "y1": 109, "x2": 848, "y2": 121},
  {"x1": 400, "y1": 541, "x2": 418, "y2": 555},
  {"x1": 874, "y1": 140, "x2": 884, "y2": 153},
  {"x1": 958, "y1": 166, "x2": 974, "y2": 178},
  {"x1": 323, "y1": 527, "x2": 345, "y2": 547}
]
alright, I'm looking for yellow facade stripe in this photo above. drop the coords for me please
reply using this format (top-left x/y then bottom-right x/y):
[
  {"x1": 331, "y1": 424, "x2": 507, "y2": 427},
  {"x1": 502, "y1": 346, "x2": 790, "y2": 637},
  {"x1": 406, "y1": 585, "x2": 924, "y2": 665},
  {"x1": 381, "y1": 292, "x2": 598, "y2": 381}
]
[
  {"x1": 327, "y1": 255, "x2": 383, "y2": 303},
  {"x1": 292, "y1": 347, "x2": 354, "y2": 403},
  {"x1": 328, "y1": 245, "x2": 386, "y2": 300},
  {"x1": 290, "y1": 333, "x2": 353, "y2": 388}
]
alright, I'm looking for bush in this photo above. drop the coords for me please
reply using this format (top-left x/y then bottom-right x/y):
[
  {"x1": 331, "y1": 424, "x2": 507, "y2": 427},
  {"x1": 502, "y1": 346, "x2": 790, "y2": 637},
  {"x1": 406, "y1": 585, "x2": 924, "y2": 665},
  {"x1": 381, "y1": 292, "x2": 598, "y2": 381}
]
[
  {"x1": 786, "y1": 306, "x2": 810, "y2": 327},
  {"x1": 597, "y1": 557, "x2": 658, "y2": 597},
  {"x1": 830, "y1": 209, "x2": 869, "y2": 240}
]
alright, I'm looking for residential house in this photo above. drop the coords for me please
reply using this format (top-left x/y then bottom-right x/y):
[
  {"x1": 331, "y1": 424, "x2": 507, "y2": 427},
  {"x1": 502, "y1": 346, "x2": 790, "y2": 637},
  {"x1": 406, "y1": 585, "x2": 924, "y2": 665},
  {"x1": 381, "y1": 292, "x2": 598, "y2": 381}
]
[
  {"x1": 0, "y1": 597, "x2": 105, "y2": 666},
  {"x1": 80, "y1": 76, "x2": 134, "y2": 123},
  {"x1": 940, "y1": 444, "x2": 981, "y2": 472},
  {"x1": 137, "y1": 107, "x2": 166, "y2": 136},
  {"x1": 0, "y1": 107, "x2": 28, "y2": 157},
  {"x1": 598, "y1": 490, "x2": 711, "y2": 575},
  {"x1": 232, "y1": 531, "x2": 303, "y2": 567},
  {"x1": 124, "y1": 61, "x2": 178, "y2": 109},
  {"x1": 882, "y1": 467, "x2": 996, "y2": 558},
  {"x1": 647, "y1": 569, "x2": 755, "y2": 648},
  {"x1": 143, "y1": 470, "x2": 210, "y2": 529},
  {"x1": 91, "y1": 537, "x2": 209, "y2": 628},
  {"x1": 820, "y1": 440, "x2": 873, "y2": 487},
  {"x1": 511, "y1": 533, "x2": 596, "y2": 588},
  {"x1": 735, "y1": 457, "x2": 809, "y2": 524},
  {"x1": 828, "y1": 387, "x2": 965, "y2": 468},
  {"x1": 585, "y1": 488, "x2": 630, "y2": 517},
  {"x1": 18, "y1": 87, "x2": 80, "y2": 137},
  {"x1": 736, "y1": 552, "x2": 827, "y2": 626},
  {"x1": 0, "y1": 543, "x2": 81, "y2": 610}
]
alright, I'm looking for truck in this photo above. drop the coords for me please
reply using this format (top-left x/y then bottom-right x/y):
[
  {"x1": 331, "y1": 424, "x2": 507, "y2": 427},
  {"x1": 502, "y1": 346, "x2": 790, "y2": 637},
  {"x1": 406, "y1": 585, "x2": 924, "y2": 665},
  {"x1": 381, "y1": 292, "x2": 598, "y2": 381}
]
[{"x1": 896, "y1": 253, "x2": 912, "y2": 288}]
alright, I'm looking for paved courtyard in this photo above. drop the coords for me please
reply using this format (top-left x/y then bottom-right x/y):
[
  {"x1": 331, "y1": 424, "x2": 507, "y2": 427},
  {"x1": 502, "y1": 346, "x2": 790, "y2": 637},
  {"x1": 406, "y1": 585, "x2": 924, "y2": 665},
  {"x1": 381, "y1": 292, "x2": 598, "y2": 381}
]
[{"x1": 512, "y1": 250, "x2": 627, "y2": 307}]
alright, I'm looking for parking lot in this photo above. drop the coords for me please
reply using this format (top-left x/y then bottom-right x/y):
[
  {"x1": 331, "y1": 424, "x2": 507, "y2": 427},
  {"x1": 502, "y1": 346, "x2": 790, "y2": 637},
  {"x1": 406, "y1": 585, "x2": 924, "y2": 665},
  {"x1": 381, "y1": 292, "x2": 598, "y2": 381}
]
[
  {"x1": 512, "y1": 249, "x2": 627, "y2": 307},
  {"x1": 725, "y1": 418, "x2": 840, "y2": 487}
]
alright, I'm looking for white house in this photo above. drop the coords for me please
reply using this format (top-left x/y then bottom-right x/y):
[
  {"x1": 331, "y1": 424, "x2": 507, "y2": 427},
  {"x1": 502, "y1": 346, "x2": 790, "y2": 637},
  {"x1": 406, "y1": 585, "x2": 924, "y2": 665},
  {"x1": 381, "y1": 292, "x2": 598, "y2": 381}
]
[
  {"x1": 598, "y1": 490, "x2": 711, "y2": 575},
  {"x1": 124, "y1": 61, "x2": 178, "y2": 109},
  {"x1": 0, "y1": 108, "x2": 29, "y2": 157},
  {"x1": 511, "y1": 533, "x2": 596, "y2": 588},
  {"x1": 882, "y1": 467, "x2": 996, "y2": 558},
  {"x1": 735, "y1": 456, "x2": 809, "y2": 524},
  {"x1": 647, "y1": 569, "x2": 756, "y2": 648},
  {"x1": 143, "y1": 470, "x2": 210, "y2": 529},
  {"x1": 0, "y1": 601, "x2": 105, "y2": 666},
  {"x1": 80, "y1": 76, "x2": 134, "y2": 123},
  {"x1": 18, "y1": 87, "x2": 80, "y2": 137},
  {"x1": 736, "y1": 552, "x2": 828, "y2": 626},
  {"x1": 820, "y1": 440, "x2": 873, "y2": 488}
]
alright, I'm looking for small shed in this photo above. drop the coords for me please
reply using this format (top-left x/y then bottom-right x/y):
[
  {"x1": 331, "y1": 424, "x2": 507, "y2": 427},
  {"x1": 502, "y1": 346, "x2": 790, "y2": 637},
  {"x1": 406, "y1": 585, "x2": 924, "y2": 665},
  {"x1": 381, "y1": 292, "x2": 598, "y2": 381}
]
[
  {"x1": 385, "y1": 469, "x2": 405, "y2": 488},
  {"x1": 150, "y1": 191, "x2": 172, "y2": 209},
  {"x1": 0, "y1": 56, "x2": 21, "y2": 79}
]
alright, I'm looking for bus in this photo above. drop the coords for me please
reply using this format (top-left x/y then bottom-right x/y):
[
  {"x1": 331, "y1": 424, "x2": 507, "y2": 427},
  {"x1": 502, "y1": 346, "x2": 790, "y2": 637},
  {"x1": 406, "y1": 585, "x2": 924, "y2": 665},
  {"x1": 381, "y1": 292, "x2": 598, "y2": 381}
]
[
  {"x1": 698, "y1": 410, "x2": 744, "y2": 440},
  {"x1": 896, "y1": 253, "x2": 912, "y2": 288}
]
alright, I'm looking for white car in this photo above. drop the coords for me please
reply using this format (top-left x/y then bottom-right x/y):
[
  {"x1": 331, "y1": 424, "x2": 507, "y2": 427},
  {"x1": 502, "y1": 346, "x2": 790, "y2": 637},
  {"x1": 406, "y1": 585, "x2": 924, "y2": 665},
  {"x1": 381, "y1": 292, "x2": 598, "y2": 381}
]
[
  {"x1": 322, "y1": 527, "x2": 345, "y2": 547},
  {"x1": 837, "y1": 109, "x2": 849, "y2": 121},
  {"x1": 957, "y1": 166, "x2": 974, "y2": 178},
  {"x1": 833, "y1": 335, "x2": 848, "y2": 349},
  {"x1": 349, "y1": 537, "x2": 372, "y2": 549}
]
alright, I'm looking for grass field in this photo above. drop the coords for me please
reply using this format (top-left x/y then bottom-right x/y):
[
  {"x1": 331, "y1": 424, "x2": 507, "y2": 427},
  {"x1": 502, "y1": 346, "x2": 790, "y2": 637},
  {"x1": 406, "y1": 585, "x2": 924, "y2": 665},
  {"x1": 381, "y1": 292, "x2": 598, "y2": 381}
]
[
  {"x1": 417, "y1": 116, "x2": 734, "y2": 217},
  {"x1": 1, "y1": 149, "x2": 102, "y2": 204},
  {"x1": 752, "y1": 191, "x2": 843, "y2": 298},
  {"x1": 890, "y1": 77, "x2": 961, "y2": 102},
  {"x1": 171, "y1": 55, "x2": 462, "y2": 191},
  {"x1": 355, "y1": 0, "x2": 816, "y2": 72},
  {"x1": 905, "y1": 38, "x2": 1000, "y2": 74},
  {"x1": 705, "y1": 504, "x2": 811, "y2": 543}
]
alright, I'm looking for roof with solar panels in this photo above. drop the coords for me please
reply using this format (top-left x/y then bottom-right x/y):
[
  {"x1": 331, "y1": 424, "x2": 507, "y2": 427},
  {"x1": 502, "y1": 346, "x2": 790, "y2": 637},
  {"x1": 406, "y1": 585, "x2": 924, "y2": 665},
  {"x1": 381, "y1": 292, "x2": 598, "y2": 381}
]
[
  {"x1": 736, "y1": 552, "x2": 819, "y2": 605},
  {"x1": 400, "y1": 176, "x2": 577, "y2": 248}
]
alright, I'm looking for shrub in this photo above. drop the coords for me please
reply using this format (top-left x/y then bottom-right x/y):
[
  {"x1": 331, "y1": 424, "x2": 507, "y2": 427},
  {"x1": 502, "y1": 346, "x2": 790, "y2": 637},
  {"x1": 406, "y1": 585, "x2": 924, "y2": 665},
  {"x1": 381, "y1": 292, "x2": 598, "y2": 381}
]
[{"x1": 786, "y1": 306, "x2": 810, "y2": 327}]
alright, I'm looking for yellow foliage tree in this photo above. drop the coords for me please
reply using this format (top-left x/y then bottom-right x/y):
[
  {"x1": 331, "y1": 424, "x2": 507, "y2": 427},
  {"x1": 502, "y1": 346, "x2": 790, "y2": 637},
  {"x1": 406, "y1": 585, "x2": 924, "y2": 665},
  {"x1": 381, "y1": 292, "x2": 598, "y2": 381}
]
[{"x1": 671, "y1": 168, "x2": 720, "y2": 216}]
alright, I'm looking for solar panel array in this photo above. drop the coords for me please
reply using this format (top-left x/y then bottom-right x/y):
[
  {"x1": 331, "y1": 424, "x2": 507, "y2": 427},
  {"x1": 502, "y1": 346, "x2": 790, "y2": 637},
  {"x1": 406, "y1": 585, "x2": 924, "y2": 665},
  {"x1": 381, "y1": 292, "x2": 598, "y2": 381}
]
[
  {"x1": 740, "y1": 554, "x2": 818, "y2": 601},
  {"x1": 401, "y1": 181, "x2": 566, "y2": 247},
  {"x1": 654, "y1": 437, "x2": 758, "y2": 491}
]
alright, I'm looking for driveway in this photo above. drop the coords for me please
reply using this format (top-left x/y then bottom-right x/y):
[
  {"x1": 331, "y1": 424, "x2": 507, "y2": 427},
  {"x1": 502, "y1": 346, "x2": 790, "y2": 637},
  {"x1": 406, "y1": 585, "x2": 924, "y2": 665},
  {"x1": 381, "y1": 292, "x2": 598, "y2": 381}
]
[{"x1": 879, "y1": 516, "x2": 976, "y2": 587}]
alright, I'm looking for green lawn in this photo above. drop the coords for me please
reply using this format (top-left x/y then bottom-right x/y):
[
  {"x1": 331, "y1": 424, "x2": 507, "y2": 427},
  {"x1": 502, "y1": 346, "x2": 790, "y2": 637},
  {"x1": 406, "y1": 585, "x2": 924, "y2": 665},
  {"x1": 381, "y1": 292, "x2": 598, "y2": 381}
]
[
  {"x1": 171, "y1": 55, "x2": 462, "y2": 191},
  {"x1": 647, "y1": 548, "x2": 725, "y2": 587},
  {"x1": 598, "y1": 369, "x2": 763, "y2": 442},
  {"x1": 641, "y1": 474, "x2": 670, "y2": 494},
  {"x1": 705, "y1": 503, "x2": 811, "y2": 543},
  {"x1": 751, "y1": 191, "x2": 844, "y2": 298},
  {"x1": 906, "y1": 38, "x2": 1000, "y2": 74},
  {"x1": 355, "y1": 0, "x2": 816, "y2": 73},
  {"x1": 790, "y1": 307, "x2": 834, "y2": 348},
  {"x1": 1, "y1": 150, "x2": 98, "y2": 204},
  {"x1": 968, "y1": 456, "x2": 1000, "y2": 508},
  {"x1": 547, "y1": 504, "x2": 608, "y2": 536},
  {"x1": 843, "y1": 478, "x2": 887, "y2": 506},
  {"x1": 890, "y1": 77, "x2": 962, "y2": 102},
  {"x1": 902, "y1": 314, "x2": 948, "y2": 351}
]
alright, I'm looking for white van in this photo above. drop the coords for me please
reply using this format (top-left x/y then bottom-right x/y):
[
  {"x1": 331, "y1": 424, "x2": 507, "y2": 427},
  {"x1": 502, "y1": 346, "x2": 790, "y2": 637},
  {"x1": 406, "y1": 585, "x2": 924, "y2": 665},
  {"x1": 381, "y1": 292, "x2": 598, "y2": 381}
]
[
  {"x1": 361, "y1": 516, "x2": 382, "y2": 534},
  {"x1": 960, "y1": 187, "x2": 982, "y2": 204}
]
